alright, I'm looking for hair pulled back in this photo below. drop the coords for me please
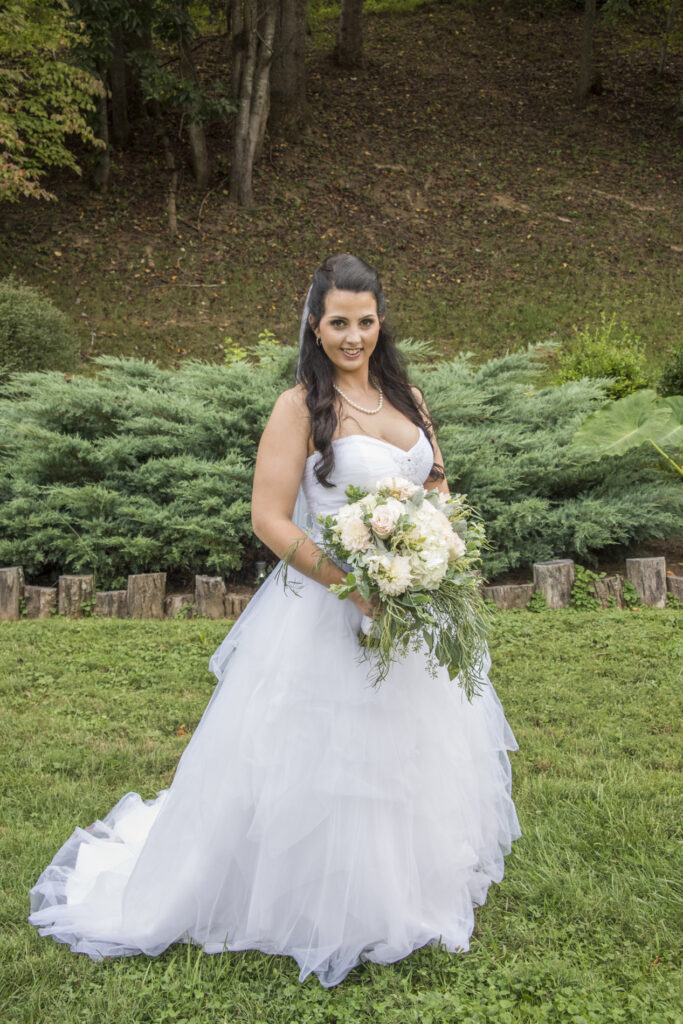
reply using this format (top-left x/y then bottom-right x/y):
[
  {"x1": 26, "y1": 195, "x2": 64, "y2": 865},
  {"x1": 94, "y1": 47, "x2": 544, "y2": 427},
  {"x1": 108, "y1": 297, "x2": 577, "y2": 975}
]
[{"x1": 297, "y1": 253, "x2": 443, "y2": 487}]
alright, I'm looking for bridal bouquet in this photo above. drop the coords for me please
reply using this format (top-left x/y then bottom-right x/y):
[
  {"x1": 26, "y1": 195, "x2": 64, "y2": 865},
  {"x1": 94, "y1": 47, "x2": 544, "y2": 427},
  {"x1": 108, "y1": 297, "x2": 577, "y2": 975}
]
[{"x1": 318, "y1": 476, "x2": 491, "y2": 699}]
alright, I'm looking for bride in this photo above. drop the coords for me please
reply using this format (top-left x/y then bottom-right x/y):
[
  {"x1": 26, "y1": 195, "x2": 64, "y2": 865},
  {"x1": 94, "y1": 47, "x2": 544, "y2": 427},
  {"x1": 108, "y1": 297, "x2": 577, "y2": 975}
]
[{"x1": 29, "y1": 253, "x2": 522, "y2": 988}]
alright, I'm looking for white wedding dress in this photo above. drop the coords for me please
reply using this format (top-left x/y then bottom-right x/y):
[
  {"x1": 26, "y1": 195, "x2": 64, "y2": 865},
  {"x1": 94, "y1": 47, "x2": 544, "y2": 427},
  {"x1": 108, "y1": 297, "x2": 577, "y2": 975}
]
[{"x1": 29, "y1": 431, "x2": 522, "y2": 987}]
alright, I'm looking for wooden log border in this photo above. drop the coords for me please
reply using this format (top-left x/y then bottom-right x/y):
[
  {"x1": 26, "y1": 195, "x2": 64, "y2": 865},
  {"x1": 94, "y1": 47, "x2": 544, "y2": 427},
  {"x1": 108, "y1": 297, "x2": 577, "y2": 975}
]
[{"x1": 0, "y1": 558, "x2": 680, "y2": 621}]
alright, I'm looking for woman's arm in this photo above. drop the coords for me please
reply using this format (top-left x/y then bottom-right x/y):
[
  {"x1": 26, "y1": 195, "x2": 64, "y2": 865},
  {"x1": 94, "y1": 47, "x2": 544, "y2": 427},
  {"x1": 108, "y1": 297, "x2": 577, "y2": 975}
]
[
  {"x1": 251, "y1": 387, "x2": 376, "y2": 613},
  {"x1": 411, "y1": 386, "x2": 450, "y2": 495}
]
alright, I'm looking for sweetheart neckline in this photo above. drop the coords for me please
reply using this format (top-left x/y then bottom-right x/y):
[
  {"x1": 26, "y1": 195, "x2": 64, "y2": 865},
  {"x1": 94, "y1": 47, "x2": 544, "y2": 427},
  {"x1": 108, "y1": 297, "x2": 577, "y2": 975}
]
[{"x1": 305, "y1": 430, "x2": 425, "y2": 463}]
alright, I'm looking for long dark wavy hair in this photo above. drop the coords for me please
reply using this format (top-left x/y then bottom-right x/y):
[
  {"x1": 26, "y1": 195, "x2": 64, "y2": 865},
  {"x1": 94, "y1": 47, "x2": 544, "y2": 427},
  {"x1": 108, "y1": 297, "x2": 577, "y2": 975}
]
[{"x1": 297, "y1": 253, "x2": 444, "y2": 487}]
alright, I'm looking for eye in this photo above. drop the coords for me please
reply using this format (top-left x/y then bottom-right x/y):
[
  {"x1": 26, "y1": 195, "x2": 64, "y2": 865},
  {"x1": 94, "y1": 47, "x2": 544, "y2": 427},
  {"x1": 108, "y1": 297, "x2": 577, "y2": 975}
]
[
  {"x1": 330, "y1": 319, "x2": 346, "y2": 328},
  {"x1": 361, "y1": 318, "x2": 376, "y2": 327}
]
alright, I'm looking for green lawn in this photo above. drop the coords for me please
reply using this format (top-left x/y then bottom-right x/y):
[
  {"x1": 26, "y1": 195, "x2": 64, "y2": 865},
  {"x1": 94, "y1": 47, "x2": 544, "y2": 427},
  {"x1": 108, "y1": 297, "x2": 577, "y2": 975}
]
[{"x1": 1, "y1": 611, "x2": 681, "y2": 1023}]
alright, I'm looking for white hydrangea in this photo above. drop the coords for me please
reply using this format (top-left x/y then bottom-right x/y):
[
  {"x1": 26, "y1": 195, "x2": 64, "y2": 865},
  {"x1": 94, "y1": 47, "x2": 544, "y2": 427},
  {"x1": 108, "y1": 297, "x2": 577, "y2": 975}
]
[
  {"x1": 376, "y1": 554, "x2": 413, "y2": 597},
  {"x1": 410, "y1": 546, "x2": 449, "y2": 589}
]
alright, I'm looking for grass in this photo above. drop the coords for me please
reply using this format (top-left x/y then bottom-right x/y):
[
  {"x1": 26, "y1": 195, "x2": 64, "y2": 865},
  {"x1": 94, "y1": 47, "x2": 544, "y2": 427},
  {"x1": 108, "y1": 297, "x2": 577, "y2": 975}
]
[
  {"x1": 1, "y1": 610, "x2": 681, "y2": 1023},
  {"x1": 0, "y1": 2, "x2": 681, "y2": 376}
]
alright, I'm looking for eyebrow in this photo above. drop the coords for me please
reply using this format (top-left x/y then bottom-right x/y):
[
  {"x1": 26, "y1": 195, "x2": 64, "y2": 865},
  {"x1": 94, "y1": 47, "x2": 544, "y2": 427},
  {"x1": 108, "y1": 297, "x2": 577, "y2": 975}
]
[{"x1": 324, "y1": 312, "x2": 377, "y2": 320}]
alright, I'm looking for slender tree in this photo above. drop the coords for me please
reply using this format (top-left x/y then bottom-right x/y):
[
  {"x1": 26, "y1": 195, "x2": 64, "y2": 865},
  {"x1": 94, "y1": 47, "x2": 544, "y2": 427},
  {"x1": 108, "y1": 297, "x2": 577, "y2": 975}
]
[
  {"x1": 229, "y1": 0, "x2": 277, "y2": 206},
  {"x1": 335, "y1": 0, "x2": 363, "y2": 68},
  {"x1": 576, "y1": 0, "x2": 598, "y2": 103},
  {"x1": 269, "y1": 0, "x2": 308, "y2": 137}
]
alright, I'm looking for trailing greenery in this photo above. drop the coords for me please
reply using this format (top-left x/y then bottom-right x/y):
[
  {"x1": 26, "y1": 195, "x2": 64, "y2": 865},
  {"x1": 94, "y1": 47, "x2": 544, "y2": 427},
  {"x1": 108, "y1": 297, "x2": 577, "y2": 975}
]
[
  {"x1": 1, "y1": 611, "x2": 680, "y2": 1022},
  {"x1": 0, "y1": 278, "x2": 78, "y2": 377},
  {"x1": 0, "y1": 345, "x2": 680, "y2": 586},
  {"x1": 556, "y1": 313, "x2": 651, "y2": 399}
]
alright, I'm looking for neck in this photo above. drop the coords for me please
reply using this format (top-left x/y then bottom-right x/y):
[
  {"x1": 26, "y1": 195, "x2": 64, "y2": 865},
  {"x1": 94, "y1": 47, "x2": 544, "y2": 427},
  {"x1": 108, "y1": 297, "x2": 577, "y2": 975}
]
[{"x1": 333, "y1": 368, "x2": 374, "y2": 392}]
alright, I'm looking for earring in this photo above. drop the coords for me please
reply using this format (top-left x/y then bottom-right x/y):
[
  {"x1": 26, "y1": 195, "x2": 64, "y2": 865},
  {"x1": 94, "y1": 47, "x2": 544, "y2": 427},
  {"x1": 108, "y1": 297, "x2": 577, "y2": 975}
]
[{"x1": 316, "y1": 336, "x2": 322, "y2": 347}]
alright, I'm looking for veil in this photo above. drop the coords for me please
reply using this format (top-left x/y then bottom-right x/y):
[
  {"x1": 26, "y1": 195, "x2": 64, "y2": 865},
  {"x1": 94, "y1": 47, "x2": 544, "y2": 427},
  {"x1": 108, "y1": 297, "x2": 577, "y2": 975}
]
[{"x1": 291, "y1": 285, "x2": 314, "y2": 532}]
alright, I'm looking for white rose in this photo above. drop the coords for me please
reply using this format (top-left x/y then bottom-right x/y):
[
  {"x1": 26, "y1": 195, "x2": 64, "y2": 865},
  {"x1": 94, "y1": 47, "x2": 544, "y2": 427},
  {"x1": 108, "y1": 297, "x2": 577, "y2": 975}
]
[{"x1": 370, "y1": 498, "x2": 404, "y2": 539}]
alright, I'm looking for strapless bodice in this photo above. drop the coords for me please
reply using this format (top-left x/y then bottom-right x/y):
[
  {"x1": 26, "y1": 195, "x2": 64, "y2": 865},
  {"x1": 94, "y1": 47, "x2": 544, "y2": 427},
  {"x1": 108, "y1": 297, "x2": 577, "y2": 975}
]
[{"x1": 302, "y1": 430, "x2": 435, "y2": 533}]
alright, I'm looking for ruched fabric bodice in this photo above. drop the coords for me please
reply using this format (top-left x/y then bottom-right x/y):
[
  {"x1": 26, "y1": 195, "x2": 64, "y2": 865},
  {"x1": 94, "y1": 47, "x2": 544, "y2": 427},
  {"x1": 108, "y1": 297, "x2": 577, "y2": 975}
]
[{"x1": 302, "y1": 430, "x2": 435, "y2": 539}]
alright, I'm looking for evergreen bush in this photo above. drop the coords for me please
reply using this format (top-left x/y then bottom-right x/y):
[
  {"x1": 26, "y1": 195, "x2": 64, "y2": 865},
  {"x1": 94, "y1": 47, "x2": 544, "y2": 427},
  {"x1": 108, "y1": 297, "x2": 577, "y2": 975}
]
[
  {"x1": 556, "y1": 312, "x2": 650, "y2": 398},
  {"x1": 0, "y1": 277, "x2": 78, "y2": 376},
  {"x1": 413, "y1": 345, "x2": 680, "y2": 579},
  {"x1": 0, "y1": 345, "x2": 679, "y2": 587},
  {"x1": 657, "y1": 343, "x2": 683, "y2": 398}
]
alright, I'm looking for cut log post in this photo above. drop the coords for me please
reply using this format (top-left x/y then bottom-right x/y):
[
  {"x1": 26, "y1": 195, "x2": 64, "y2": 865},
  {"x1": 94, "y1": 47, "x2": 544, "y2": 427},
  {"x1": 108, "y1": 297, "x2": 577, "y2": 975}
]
[
  {"x1": 225, "y1": 591, "x2": 252, "y2": 618},
  {"x1": 164, "y1": 593, "x2": 194, "y2": 619},
  {"x1": 592, "y1": 575, "x2": 623, "y2": 609},
  {"x1": 532, "y1": 560, "x2": 575, "y2": 609},
  {"x1": 195, "y1": 576, "x2": 227, "y2": 618},
  {"x1": 96, "y1": 591, "x2": 129, "y2": 617},
  {"x1": 58, "y1": 574, "x2": 95, "y2": 617},
  {"x1": 626, "y1": 557, "x2": 667, "y2": 608},
  {"x1": 483, "y1": 583, "x2": 535, "y2": 610},
  {"x1": 128, "y1": 573, "x2": 166, "y2": 619},
  {"x1": 24, "y1": 585, "x2": 57, "y2": 619},
  {"x1": 0, "y1": 566, "x2": 25, "y2": 620},
  {"x1": 666, "y1": 574, "x2": 683, "y2": 603}
]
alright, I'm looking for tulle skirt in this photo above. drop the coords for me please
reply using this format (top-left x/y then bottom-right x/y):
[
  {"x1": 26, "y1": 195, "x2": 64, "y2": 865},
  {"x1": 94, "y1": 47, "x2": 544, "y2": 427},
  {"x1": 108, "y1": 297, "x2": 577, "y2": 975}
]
[{"x1": 28, "y1": 567, "x2": 522, "y2": 987}]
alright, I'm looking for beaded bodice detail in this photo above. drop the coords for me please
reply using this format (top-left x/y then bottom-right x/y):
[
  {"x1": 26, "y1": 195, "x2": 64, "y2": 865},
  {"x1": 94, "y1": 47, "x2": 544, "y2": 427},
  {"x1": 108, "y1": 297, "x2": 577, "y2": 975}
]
[{"x1": 302, "y1": 431, "x2": 435, "y2": 539}]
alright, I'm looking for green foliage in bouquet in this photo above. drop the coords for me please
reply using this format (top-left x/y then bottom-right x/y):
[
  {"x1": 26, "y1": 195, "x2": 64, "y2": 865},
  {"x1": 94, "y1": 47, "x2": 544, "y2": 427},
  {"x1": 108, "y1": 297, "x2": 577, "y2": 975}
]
[
  {"x1": 315, "y1": 480, "x2": 491, "y2": 699},
  {"x1": 412, "y1": 345, "x2": 681, "y2": 579}
]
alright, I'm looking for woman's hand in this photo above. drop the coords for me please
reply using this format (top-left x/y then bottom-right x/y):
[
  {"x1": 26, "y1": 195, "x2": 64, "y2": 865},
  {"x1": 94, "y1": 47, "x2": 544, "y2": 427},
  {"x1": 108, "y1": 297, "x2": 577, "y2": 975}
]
[{"x1": 348, "y1": 590, "x2": 381, "y2": 619}]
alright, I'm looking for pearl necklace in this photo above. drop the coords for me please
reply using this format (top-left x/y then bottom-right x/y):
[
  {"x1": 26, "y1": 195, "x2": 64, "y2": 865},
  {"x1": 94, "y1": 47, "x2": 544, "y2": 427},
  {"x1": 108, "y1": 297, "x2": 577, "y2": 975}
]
[{"x1": 333, "y1": 381, "x2": 384, "y2": 415}]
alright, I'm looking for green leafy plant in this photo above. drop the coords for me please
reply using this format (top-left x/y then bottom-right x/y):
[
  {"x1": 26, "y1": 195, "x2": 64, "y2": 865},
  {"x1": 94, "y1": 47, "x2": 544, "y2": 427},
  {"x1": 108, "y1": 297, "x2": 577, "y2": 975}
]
[
  {"x1": 657, "y1": 343, "x2": 683, "y2": 398},
  {"x1": 557, "y1": 312, "x2": 650, "y2": 399},
  {"x1": 570, "y1": 389, "x2": 683, "y2": 478},
  {"x1": 0, "y1": 277, "x2": 78, "y2": 376},
  {"x1": 622, "y1": 579, "x2": 641, "y2": 609},
  {"x1": 526, "y1": 589, "x2": 550, "y2": 612},
  {"x1": 570, "y1": 565, "x2": 604, "y2": 611},
  {"x1": 665, "y1": 590, "x2": 681, "y2": 609}
]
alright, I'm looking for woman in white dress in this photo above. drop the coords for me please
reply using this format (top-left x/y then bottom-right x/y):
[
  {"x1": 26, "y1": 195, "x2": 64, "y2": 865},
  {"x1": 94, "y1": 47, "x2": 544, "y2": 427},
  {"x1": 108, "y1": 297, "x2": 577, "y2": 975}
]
[{"x1": 29, "y1": 254, "x2": 522, "y2": 988}]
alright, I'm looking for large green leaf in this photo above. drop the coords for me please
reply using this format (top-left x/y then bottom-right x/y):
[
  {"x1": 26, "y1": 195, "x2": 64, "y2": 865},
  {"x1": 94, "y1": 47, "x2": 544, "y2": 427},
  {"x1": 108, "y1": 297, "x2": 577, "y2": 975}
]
[{"x1": 570, "y1": 389, "x2": 682, "y2": 458}]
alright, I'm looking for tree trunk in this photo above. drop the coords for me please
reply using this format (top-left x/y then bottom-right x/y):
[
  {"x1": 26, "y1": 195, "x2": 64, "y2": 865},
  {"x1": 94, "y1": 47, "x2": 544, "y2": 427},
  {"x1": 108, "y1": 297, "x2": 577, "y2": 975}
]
[
  {"x1": 269, "y1": 0, "x2": 309, "y2": 138},
  {"x1": 532, "y1": 559, "x2": 575, "y2": 609},
  {"x1": 658, "y1": 0, "x2": 678, "y2": 77},
  {"x1": 576, "y1": 0, "x2": 597, "y2": 104},
  {"x1": 229, "y1": 0, "x2": 277, "y2": 206},
  {"x1": 335, "y1": 0, "x2": 363, "y2": 68},
  {"x1": 108, "y1": 29, "x2": 130, "y2": 147},
  {"x1": 626, "y1": 557, "x2": 667, "y2": 608},
  {"x1": 179, "y1": 36, "x2": 211, "y2": 189},
  {"x1": 92, "y1": 88, "x2": 111, "y2": 191}
]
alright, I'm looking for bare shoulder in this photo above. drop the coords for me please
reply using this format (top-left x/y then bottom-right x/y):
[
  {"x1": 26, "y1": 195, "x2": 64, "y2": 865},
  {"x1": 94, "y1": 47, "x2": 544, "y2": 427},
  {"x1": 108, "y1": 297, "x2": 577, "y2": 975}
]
[
  {"x1": 264, "y1": 384, "x2": 310, "y2": 441},
  {"x1": 410, "y1": 384, "x2": 430, "y2": 415}
]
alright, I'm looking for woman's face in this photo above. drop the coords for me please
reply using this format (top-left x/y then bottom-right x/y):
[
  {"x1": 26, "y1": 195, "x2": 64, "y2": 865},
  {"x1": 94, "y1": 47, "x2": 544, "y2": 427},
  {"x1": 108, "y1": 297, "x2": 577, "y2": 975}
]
[{"x1": 310, "y1": 288, "x2": 382, "y2": 377}]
